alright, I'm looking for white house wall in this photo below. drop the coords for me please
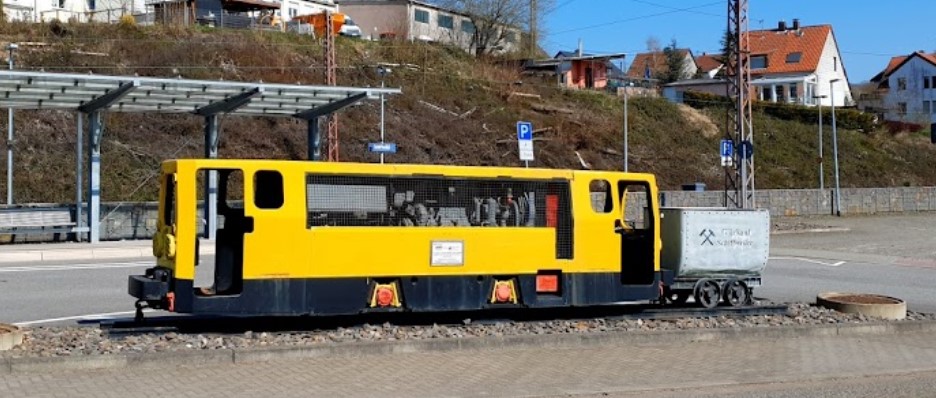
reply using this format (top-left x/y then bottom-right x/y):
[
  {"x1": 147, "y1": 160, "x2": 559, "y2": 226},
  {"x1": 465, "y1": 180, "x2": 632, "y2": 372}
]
[
  {"x1": 282, "y1": 0, "x2": 335, "y2": 22},
  {"x1": 883, "y1": 56, "x2": 936, "y2": 124},
  {"x1": 814, "y1": 31, "x2": 852, "y2": 107},
  {"x1": 338, "y1": 3, "x2": 408, "y2": 40}
]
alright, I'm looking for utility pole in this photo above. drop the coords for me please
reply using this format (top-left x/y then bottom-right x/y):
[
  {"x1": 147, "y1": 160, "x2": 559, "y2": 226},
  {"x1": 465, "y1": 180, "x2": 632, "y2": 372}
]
[
  {"x1": 324, "y1": 10, "x2": 339, "y2": 161},
  {"x1": 724, "y1": 0, "x2": 754, "y2": 209},
  {"x1": 530, "y1": 0, "x2": 538, "y2": 58}
]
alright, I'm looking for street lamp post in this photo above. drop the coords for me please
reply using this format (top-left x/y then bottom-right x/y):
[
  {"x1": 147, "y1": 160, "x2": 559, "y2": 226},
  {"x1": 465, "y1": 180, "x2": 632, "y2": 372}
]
[
  {"x1": 622, "y1": 55, "x2": 629, "y2": 172},
  {"x1": 814, "y1": 93, "x2": 828, "y2": 211},
  {"x1": 377, "y1": 66, "x2": 391, "y2": 164},
  {"x1": 6, "y1": 43, "x2": 17, "y2": 205},
  {"x1": 829, "y1": 79, "x2": 842, "y2": 216}
]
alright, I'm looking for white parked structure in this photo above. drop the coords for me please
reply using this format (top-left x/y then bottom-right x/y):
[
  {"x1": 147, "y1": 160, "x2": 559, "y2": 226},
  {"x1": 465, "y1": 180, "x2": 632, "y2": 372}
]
[
  {"x1": 2, "y1": 0, "x2": 141, "y2": 22},
  {"x1": 746, "y1": 19, "x2": 852, "y2": 107},
  {"x1": 870, "y1": 51, "x2": 936, "y2": 124},
  {"x1": 336, "y1": 0, "x2": 521, "y2": 54},
  {"x1": 281, "y1": 0, "x2": 335, "y2": 22}
]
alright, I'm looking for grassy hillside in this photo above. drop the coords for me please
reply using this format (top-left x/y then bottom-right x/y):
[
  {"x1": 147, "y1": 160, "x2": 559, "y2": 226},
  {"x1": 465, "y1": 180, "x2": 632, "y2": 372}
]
[{"x1": 0, "y1": 22, "x2": 934, "y2": 203}]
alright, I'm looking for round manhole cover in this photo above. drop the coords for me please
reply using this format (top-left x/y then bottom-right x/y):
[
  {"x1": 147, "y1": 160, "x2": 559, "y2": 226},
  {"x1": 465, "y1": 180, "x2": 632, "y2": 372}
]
[
  {"x1": 0, "y1": 323, "x2": 25, "y2": 351},
  {"x1": 817, "y1": 292, "x2": 907, "y2": 320}
]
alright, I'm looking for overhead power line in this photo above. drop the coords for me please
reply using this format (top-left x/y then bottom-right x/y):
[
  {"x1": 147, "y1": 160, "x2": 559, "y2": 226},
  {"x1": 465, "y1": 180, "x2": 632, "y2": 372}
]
[{"x1": 550, "y1": 0, "x2": 723, "y2": 35}]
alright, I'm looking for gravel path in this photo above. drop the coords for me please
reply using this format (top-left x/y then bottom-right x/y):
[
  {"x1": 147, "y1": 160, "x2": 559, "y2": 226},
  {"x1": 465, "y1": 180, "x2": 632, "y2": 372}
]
[{"x1": 3, "y1": 303, "x2": 934, "y2": 359}]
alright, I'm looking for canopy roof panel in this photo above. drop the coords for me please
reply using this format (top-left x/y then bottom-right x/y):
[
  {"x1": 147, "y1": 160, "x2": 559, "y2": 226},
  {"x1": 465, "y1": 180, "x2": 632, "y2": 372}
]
[{"x1": 0, "y1": 70, "x2": 401, "y2": 117}]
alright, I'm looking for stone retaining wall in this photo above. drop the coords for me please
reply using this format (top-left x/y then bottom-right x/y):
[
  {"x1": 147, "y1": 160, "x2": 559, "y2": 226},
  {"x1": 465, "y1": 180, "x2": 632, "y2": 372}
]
[{"x1": 2, "y1": 187, "x2": 935, "y2": 243}]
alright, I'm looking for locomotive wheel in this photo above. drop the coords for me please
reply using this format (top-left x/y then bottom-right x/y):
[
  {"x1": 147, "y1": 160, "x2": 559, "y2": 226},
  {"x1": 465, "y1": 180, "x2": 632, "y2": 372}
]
[
  {"x1": 693, "y1": 279, "x2": 721, "y2": 309},
  {"x1": 722, "y1": 279, "x2": 749, "y2": 307}
]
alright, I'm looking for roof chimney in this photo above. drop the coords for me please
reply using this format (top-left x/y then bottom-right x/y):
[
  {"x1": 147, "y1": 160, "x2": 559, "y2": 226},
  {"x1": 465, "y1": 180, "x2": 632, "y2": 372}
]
[
  {"x1": 778, "y1": 20, "x2": 787, "y2": 31},
  {"x1": 792, "y1": 18, "x2": 799, "y2": 30},
  {"x1": 577, "y1": 39, "x2": 583, "y2": 57}
]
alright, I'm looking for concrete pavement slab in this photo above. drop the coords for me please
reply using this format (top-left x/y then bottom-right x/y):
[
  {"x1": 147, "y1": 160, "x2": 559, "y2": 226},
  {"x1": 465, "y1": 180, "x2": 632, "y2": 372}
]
[{"x1": 4, "y1": 328, "x2": 936, "y2": 398}]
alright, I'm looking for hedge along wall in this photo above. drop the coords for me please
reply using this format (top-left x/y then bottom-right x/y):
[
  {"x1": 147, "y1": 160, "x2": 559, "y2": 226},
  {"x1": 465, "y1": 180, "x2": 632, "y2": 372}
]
[{"x1": 682, "y1": 91, "x2": 877, "y2": 133}]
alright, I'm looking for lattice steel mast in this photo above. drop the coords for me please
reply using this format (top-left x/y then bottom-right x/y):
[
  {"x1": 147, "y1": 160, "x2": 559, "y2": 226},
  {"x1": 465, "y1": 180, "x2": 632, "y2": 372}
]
[
  {"x1": 724, "y1": 0, "x2": 755, "y2": 208},
  {"x1": 325, "y1": 10, "x2": 340, "y2": 161}
]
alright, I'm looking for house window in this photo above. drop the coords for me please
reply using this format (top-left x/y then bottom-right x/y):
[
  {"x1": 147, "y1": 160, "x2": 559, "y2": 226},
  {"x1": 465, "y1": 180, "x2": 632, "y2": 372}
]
[
  {"x1": 898, "y1": 102, "x2": 907, "y2": 115},
  {"x1": 926, "y1": 76, "x2": 931, "y2": 90},
  {"x1": 761, "y1": 87, "x2": 771, "y2": 101},
  {"x1": 897, "y1": 77, "x2": 907, "y2": 90},
  {"x1": 834, "y1": 56, "x2": 838, "y2": 71},
  {"x1": 750, "y1": 55, "x2": 767, "y2": 69},
  {"x1": 789, "y1": 83, "x2": 798, "y2": 102},
  {"x1": 925, "y1": 101, "x2": 931, "y2": 115},
  {"x1": 88, "y1": 0, "x2": 95, "y2": 10},
  {"x1": 932, "y1": 76, "x2": 936, "y2": 89},
  {"x1": 414, "y1": 9, "x2": 429, "y2": 24},
  {"x1": 785, "y1": 52, "x2": 802, "y2": 64},
  {"x1": 505, "y1": 31, "x2": 516, "y2": 43},
  {"x1": 438, "y1": 14, "x2": 453, "y2": 29},
  {"x1": 288, "y1": 8, "x2": 297, "y2": 17},
  {"x1": 461, "y1": 19, "x2": 474, "y2": 34}
]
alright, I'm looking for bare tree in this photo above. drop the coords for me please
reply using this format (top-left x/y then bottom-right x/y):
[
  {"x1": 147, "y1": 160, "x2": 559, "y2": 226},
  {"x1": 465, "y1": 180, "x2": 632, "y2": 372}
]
[{"x1": 434, "y1": 0, "x2": 553, "y2": 56}]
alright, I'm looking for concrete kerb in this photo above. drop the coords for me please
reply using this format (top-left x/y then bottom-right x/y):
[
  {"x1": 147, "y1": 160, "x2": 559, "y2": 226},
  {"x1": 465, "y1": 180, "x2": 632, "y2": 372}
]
[
  {"x1": 0, "y1": 243, "x2": 215, "y2": 264},
  {"x1": 4, "y1": 320, "x2": 936, "y2": 375}
]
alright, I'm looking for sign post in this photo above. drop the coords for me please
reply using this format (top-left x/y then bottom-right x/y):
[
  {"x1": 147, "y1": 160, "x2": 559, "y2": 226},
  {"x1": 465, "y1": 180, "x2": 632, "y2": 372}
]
[
  {"x1": 720, "y1": 139, "x2": 733, "y2": 167},
  {"x1": 517, "y1": 121, "x2": 534, "y2": 167}
]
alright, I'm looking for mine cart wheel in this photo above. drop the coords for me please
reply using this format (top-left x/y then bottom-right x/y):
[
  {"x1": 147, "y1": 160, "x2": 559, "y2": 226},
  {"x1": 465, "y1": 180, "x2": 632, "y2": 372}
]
[
  {"x1": 722, "y1": 279, "x2": 749, "y2": 307},
  {"x1": 693, "y1": 279, "x2": 721, "y2": 309}
]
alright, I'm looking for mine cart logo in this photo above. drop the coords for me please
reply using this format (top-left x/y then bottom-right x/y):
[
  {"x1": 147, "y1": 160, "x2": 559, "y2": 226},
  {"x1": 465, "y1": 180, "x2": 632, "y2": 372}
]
[{"x1": 699, "y1": 229, "x2": 716, "y2": 245}]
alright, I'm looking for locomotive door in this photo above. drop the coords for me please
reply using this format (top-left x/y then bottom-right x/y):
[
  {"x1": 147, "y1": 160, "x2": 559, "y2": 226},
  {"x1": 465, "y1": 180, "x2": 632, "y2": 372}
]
[{"x1": 615, "y1": 180, "x2": 655, "y2": 285}]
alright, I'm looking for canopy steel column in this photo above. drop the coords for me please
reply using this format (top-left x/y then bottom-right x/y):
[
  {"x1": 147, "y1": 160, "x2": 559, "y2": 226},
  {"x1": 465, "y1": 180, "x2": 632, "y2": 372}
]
[
  {"x1": 194, "y1": 88, "x2": 260, "y2": 240},
  {"x1": 293, "y1": 93, "x2": 367, "y2": 161},
  {"x1": 86, "y1": 111, "x2": 103, "y2": 243},
  {"x1": 76, "y1": 112, "x2": 84, "y2": 242},
  {"x1": 307, "y1": 119, "x2": 322, "y2": 161},
  {"x1": 77, "y1": 80, "x2": 139, "y2": 243},
  {"x1": 203, "y1": 115, "x2": 219, "y2": 240}
]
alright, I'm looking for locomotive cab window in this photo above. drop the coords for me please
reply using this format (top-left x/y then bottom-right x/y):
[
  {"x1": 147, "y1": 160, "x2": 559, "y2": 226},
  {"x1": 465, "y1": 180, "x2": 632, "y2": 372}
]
[
  {"x1": 254, "y1": 170, "x2": 284, "y2": 209},
  {"x1": 589, "y1": 179, "x2": 613, "y2": 213}
]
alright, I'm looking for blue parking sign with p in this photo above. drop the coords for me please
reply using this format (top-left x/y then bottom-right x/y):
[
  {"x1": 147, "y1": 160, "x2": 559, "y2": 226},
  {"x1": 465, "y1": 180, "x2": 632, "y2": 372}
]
[
  {"x1": 517, "y1": 122, "x2": 533, "y2": 140},
  {"x1": 720, "y1": 139, "x2": 733, "y2": 157}
]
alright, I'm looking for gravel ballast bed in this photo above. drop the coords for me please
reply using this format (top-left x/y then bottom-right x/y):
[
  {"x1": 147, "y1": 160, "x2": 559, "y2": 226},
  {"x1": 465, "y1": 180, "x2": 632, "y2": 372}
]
[{"x1": 4, "y1": 303, "x2": 935, "y2": 359}]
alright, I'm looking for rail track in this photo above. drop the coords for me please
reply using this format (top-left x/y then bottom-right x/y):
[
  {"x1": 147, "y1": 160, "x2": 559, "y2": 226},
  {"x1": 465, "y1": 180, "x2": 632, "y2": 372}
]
[{"x1": 97, "y1": 303, "x2": 790, "y2": 338}]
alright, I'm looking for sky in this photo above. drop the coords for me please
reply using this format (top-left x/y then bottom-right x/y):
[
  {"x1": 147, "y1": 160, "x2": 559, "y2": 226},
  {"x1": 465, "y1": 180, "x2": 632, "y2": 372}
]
[{"x1": 543, "y1": 0, "x2": 936, "y2": 83}]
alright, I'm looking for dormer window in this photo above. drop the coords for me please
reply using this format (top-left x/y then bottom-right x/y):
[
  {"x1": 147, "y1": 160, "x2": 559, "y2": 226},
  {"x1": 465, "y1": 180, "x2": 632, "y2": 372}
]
[
  {"x1": 751, "y1": 55, "x2": 768, "y2": 69},
  {"x1": 785, "y1": 52, "x2": 802, "y2": 64}
]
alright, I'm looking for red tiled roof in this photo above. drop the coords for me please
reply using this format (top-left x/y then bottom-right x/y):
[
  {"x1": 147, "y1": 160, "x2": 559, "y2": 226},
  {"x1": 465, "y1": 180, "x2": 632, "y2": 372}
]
[
  {"x1": 872, "y1": 52, "x2": 936, "y2": 83},
  {"x1": 882, "y1": 55, "x2": 909, "y2": 77},
  {"x1": 744, "y1": 24, "x2": 831, "y2": 75},
  {"x1": 695, "y1": 54, "x2": 723, "y2": 73},
  {"x1": 626, "y1": 49, "x2": 692, "y2": 79}
]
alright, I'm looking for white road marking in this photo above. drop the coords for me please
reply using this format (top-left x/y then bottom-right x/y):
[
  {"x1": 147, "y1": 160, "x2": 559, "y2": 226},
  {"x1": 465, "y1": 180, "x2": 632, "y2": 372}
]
[
  {"x1": 770, "y1": 256, "x2": 846, "y2": 267},
  {"x1": 13, "y1": 310, "x2": 153, "y2": 326},
  {"x1": 0, "y1": 261, "x2": 150, "y2": 273}
]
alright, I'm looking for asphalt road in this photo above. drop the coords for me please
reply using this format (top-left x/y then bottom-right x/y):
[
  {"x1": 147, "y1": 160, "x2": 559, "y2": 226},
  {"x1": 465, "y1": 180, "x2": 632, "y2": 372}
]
[{"x1": 1, "y1": 213, "x2": 934, "y2": 325}]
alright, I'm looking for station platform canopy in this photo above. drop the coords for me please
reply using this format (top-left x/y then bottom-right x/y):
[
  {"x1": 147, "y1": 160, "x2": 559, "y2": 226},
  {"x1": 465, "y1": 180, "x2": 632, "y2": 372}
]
[
  {"x1": 0, "y1": 70, "x2": 402, "y2": 244},
  {"x1": 0, "y1": 70, "x2": 399, "y2": 117}
]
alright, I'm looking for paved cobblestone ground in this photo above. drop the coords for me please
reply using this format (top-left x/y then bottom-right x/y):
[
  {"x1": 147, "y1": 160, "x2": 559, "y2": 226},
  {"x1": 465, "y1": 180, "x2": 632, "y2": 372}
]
[{"x1": 4, "y1": 331, "x2": 936, "y2": 397}]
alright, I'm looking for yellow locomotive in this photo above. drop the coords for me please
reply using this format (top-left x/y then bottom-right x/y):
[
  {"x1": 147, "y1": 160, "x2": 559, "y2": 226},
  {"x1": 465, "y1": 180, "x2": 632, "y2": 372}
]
[{"x1": 129, "y1": 159, "x2": 671, "y2": 318}]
